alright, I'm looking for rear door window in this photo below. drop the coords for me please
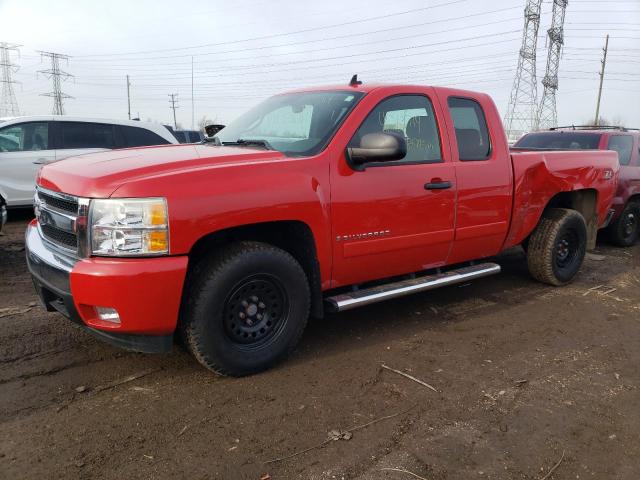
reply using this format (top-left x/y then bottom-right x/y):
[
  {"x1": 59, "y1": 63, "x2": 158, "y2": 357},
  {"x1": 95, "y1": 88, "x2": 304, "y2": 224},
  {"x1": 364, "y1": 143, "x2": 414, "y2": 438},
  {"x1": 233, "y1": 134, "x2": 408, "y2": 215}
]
[
  {"x1": 0, "y1": 122, "x2": 49, "y2": 152},
  {"x1": 121, "y1": 126, "x2": 170, "y2": 147},
  {"x1": 607, "y1": 135, "x2": 634, "y2": 165},
  {"x1": 59, "y1": 122, "x2": 115, "y2": 149},
  {"x1": 447, "y1": 97, "x2": 491, "y2": 161}
]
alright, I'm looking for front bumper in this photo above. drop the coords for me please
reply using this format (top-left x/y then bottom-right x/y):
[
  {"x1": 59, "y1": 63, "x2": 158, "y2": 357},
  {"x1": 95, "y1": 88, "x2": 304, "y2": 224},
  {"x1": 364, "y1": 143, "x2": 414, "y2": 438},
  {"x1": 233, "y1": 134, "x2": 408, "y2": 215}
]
[{"x1": 25, "y1": 221, "x2": 188, "y2": 353}]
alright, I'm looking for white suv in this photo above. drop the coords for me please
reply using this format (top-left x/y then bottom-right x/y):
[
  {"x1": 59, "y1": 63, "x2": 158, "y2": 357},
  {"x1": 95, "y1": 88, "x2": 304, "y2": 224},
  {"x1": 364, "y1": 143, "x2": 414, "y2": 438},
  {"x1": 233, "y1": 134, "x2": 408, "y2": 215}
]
[{"x1": 0, "y1": 116, "x2": 178, "y2": 211}]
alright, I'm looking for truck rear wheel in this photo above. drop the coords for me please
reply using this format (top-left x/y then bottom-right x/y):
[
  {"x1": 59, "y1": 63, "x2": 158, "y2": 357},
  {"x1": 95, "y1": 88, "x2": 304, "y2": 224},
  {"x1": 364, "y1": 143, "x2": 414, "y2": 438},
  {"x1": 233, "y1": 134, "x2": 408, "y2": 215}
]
[
  {"x1": 608, "y1": 201, "x2": 640, "y2": 247},
  {"x1": 526, "y1": 208, "x2": 587, "y2": 286},
  {"x1": 181, "y1": 241, "x2": 310, "y2": 376}
]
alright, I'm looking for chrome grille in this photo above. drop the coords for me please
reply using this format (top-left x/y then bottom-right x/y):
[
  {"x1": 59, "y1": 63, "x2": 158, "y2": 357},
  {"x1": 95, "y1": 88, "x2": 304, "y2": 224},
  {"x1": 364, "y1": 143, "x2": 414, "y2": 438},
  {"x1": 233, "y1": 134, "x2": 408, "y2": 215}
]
[
  {"x1": 35, "y1": 187, "x2": 89, "y2": 256},
  {"x1": 40, "y1": 224, "x2": 78, "y2": 249},
  {"x1": 38, "y1": 191, "x2": 78, "y2": 214}
]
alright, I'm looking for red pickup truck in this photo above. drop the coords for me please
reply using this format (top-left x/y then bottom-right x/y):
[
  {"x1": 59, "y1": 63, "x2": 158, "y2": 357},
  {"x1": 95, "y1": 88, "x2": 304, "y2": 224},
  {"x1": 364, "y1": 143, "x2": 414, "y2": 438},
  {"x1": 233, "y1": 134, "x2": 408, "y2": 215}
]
[
  {"x1": 514, "y1": 126, "x2": 640, "y2": 246},
  {"x1": 26, "y1": 81, "x2": 619, "y2": 376}
]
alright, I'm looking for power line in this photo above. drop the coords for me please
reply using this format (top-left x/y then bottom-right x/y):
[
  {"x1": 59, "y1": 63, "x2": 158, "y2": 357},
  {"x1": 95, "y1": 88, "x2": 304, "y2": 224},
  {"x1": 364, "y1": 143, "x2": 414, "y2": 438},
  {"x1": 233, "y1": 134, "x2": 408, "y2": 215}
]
[
  {"x1": 38, "y1": 51, "x2": 73, "y2": 115},
  {"x1": 0, "y1": 42, "x2": 21, "y2": 117},
  {"x1": 72, "y1": 0, "x2": 472, "y2": 58},
  {"x1": 71, "y1": 6, "x2": 523, "y2": 65}
]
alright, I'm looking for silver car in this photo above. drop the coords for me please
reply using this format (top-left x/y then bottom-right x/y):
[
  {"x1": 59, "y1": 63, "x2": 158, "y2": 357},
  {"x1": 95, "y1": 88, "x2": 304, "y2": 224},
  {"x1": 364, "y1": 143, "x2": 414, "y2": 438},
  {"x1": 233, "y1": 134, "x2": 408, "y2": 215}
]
[{"x1": 0, "y1": 116, "x2": 178, "y2": 222}]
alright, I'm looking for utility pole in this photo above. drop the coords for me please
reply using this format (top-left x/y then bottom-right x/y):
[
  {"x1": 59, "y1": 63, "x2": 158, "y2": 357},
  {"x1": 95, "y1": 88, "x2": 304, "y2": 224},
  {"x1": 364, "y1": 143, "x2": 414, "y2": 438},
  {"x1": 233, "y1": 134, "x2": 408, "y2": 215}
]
[
  {"x1": 594, "y1": 34, "x2": 609, "y2": 126},
  {"x1": 168, "y1": 93, "x2": 179, "y2": 129},
  {"x1": 191, "y1": 56, "x2": 195, "y2": 130},
  {"x1": 504, "y1": 0, "x2": 543, "y2": 142},
  {"x1": 38, "y1": 51, "x2": 73, "y2": 115},
  {"x1": 126, "y1": 75, "x2": 131, "y2": 120},
  {"x1": 0, "y1": 42, "x2": 21, "y2": 117},
  {"x1": 536, "y1": 0, "x2": 568, "y2": 130}
]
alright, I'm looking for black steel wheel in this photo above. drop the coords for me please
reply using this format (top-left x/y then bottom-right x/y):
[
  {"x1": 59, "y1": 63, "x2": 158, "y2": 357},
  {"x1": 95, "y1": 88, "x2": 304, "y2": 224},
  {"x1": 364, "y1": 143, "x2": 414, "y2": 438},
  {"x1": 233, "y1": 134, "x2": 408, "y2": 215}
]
[
  {"x1": 527, "y1": 208, "x2": 587, "y2": 286},
  {"x1": 608, "y1": 202, "x2": 640, "y2": 247},
  {"x1": 554, "y1": 230, "x2": 580, "y2": 271},
  {"x1": 223, "y1": 275, "x2": 288, "y2": 348},
  {"x1": 181, "y1": 241, "x2": 310, "y2": 376}
]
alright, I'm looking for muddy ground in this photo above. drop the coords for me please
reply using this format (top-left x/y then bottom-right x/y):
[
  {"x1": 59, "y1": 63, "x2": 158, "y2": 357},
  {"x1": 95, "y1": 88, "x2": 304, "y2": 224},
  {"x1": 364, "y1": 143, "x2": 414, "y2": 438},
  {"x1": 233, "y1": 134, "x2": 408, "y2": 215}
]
[{"x1": 1, "y1": 212, "x2": 639, "y2": 480}]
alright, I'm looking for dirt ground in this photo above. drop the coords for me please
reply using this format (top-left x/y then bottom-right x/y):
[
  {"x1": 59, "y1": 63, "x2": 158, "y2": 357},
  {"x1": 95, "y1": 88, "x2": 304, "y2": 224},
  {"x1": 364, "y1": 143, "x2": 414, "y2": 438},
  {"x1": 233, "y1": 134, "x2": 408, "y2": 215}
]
[{"x1": 1, "y1": 212, "x2": 639, "y2": 480}]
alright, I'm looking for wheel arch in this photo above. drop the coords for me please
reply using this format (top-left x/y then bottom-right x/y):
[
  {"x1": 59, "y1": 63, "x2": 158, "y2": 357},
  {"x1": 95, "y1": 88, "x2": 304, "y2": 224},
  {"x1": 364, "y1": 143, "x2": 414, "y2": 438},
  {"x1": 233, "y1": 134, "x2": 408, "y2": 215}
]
[
  {"x1": 541, "y1": 189, "x2": 599, "y2": 249},
  {"x1": 627, "y1": 193, "x2": 640, "y2": 205},
  {"x1": 187, "y1": 220, "x2": 324, "y2": 319}
]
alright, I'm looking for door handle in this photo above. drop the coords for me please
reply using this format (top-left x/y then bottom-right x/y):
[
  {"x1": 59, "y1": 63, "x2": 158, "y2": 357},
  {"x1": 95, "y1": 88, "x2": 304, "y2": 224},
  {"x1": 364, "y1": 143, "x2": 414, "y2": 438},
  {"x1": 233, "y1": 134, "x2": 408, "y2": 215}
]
[
  {"x1": 424, "y1": 180, "x2": 452, "y2": 190},
  {"x1": 33, "y1": 158, "x2": 47, "y2": 165}
]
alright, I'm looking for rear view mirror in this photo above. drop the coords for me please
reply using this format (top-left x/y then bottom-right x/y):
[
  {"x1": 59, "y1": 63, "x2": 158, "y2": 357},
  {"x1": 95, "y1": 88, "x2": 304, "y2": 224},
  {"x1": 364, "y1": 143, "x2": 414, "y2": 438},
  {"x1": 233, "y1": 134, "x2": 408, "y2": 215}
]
[{"x1": 347, "y1": 132, "x2": 407, "y2": 168}]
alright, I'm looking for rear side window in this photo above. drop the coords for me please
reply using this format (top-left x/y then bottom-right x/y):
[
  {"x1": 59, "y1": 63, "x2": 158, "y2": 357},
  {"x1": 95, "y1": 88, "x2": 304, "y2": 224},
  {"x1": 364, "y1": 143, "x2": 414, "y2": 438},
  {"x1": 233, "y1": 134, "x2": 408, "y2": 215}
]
[
  {"x1": 59, "y1": 122, "x2": 115, "y2": 149},
  {"x1": 0, "y1": 122, "x2": 49, "y2": 152},
  {"x1": 514, "y1": 132, "x2": 601, "y2": 150},
  {"x1": 189, "y1": 131, "x2": 202, "y2": 143},
  {"x1": 121, "y1": 126, "x2": 170, "y2": 147},
  {"x1": 447, "y1": 97, "x2": 491, "y2": 161},
  {"x1": 607, "y1": 135, "x2": 634, "y2": 166}
]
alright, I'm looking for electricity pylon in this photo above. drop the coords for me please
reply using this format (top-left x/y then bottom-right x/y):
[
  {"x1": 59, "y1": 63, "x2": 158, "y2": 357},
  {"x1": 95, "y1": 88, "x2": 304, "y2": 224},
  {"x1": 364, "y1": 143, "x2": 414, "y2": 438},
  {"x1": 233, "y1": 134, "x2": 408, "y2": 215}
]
[
  {"x1": 537, "y1": 0, "x2": 568, "y2": 130},
  {"x1": 38, "y1": 51, "x2": 73, "y2": 115},
  {"x1": 504, "y1": 0, "x2": 543, "y2": 142},
  {"x1": 0, "y1": 42, "x2": 20, "y2": 117}
]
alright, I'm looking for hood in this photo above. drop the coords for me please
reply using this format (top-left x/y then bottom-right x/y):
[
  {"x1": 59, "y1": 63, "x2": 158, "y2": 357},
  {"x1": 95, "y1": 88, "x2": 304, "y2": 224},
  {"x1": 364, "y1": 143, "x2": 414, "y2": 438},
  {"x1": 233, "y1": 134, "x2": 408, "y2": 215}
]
[{"x1": 37, "y1": 144, "x2": 287, "y2": 198}]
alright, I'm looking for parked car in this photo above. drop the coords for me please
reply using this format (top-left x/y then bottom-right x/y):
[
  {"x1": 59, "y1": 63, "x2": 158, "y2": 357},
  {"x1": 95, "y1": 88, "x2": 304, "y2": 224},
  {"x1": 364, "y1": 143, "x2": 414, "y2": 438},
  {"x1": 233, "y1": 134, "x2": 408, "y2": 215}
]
[
  {"x1": 25, "y1": 82, "x2": 618, "y2": 376},
  {"x1": 171, "y1": 129, "x2": 205, "y2": 144},
  {"x1": 514, "y1": 126, "x2": 640, "y2": 246},
  {"x1": 0, "y1": 116, "x2": 178, "y2": 209}
]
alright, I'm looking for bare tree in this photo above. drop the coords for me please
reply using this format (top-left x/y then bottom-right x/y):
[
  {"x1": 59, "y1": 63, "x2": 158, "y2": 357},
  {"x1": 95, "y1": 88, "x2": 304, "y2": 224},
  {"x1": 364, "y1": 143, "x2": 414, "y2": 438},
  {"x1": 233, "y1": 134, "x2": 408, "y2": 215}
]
[
  {"x1": 198, "y1": 115, "x2": 216, "y2": 132},
  {"x1": 585, "y1": 115, "x2": 625, "y2": 127}
]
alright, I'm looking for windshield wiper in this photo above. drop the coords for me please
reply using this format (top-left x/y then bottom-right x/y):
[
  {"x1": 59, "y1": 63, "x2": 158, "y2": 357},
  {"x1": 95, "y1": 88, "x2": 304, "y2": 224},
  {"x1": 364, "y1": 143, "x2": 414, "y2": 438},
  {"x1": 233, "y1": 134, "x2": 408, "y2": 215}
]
[
  {"x1": 221, "y1": 138, "x2": 274, "y2": 150},
  {"x1": 202, "y1": 136, "x2": 221, "y2": 145}
]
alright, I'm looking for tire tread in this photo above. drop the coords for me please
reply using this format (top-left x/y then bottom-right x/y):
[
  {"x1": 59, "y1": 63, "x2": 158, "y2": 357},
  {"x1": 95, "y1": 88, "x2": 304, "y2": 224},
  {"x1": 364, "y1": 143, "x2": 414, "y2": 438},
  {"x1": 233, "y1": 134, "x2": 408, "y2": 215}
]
[
  {"x1": 527, "y1": 208, "x2": 586, "y2": 286},
  {"x1": 180, "y1": 241, "x2": 310, "y2": 376}
]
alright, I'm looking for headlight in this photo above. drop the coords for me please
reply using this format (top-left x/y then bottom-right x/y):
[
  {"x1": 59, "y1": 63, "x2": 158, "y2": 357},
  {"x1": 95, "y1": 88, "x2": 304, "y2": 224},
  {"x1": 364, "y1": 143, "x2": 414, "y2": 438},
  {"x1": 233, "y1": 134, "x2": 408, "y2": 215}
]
[{"x1": 89, "y1": 198, "x2": 169, "y2": 256}]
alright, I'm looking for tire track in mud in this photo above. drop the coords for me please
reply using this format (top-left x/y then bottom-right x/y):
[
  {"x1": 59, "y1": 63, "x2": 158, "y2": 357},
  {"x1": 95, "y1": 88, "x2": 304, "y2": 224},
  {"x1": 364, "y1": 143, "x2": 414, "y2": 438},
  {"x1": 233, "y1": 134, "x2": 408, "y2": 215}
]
[{"x1": 0, "y1": 356, "x2": 115, "y2": 386}]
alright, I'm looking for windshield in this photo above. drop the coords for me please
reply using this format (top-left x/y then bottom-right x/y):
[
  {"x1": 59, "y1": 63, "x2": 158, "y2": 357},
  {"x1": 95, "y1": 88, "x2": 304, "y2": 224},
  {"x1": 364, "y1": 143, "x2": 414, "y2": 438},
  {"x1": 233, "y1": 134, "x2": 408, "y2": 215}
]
[
  {"x1": 215, "y1": 90, "x2": 364, "y2": 156},
  {"x1": 514, "y1": 131, "x2": 602, "y2": 150}
]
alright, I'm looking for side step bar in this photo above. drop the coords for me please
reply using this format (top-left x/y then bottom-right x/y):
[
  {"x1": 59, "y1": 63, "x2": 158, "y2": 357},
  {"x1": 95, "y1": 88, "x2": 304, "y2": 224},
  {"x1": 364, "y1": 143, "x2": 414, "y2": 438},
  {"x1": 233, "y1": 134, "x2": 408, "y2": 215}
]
[{"x1": 325, "y1": 262, "x2": 501, "y2": 312}]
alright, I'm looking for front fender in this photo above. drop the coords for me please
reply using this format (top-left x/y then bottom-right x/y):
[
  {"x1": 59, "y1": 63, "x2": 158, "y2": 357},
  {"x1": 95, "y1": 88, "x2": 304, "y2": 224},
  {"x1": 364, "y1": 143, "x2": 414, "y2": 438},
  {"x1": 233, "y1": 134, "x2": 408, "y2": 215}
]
[{"x1": 111, "y1": 156, "x2": 332, "y2": 286}]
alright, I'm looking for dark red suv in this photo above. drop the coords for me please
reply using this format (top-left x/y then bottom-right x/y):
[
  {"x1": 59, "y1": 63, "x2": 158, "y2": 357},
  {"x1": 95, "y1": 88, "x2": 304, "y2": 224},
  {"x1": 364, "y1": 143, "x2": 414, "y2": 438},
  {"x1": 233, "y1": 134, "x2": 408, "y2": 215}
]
[{"x1": 514, "y1": 126, "x2": 640, "y2": 246}]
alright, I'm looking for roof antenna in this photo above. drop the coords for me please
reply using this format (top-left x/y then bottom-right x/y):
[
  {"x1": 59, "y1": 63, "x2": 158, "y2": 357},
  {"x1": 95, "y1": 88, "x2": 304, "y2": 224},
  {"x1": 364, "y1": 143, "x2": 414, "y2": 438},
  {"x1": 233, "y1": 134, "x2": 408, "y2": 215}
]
[{"x1": 349, "y1": 74, "x2": 362, "y2": 86}]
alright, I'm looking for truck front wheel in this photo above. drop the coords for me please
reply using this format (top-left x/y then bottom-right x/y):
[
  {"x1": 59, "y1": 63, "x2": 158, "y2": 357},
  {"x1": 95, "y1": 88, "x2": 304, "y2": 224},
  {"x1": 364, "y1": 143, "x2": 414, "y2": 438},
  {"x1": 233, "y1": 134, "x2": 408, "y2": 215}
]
[
  {"x1": 526, "y1": 208, "x2": 587, "y2": 286},
  {"x1": 608, "y1": 201, "x2": 640, "y2": 247},
  {"x1": 181, "y1": 241, "x2": 310, "y2": 376}
]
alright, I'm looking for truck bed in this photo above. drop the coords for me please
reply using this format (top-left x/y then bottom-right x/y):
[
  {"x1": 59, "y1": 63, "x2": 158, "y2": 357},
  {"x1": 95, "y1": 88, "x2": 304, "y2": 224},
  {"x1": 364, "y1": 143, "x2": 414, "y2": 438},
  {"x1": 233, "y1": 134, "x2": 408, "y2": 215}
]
[{"x1": 504, "y1": 149, "x2": 619, "y2": 249}]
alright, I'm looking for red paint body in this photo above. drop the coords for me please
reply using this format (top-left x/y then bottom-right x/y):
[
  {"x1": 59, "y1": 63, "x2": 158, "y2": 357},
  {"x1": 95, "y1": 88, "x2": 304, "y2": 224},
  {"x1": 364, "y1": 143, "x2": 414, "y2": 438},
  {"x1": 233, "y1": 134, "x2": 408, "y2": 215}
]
[
  {"x1": 514, "y1": 129, "x2": 640, "y2": 221},
  {"x1": 36, "y1": 84, "x2": 620, "y2": 336}
]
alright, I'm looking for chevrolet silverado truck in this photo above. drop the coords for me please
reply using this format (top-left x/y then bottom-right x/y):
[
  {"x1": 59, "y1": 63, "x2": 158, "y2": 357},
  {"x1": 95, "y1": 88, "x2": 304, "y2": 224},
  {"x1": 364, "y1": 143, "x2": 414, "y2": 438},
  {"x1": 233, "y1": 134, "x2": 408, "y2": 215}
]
[
  {"x1": 514, "y1": 126, "x2": 640, "y2": 246},
  {"x1": 26, "y1": 81, "x2": 619, "y2": 376}
]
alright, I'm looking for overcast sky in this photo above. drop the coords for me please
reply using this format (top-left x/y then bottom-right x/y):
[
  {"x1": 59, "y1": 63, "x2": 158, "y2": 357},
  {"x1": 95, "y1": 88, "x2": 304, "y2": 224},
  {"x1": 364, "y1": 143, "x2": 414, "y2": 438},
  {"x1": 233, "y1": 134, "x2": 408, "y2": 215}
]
[{"x1": 1, "y1": 0, "x2": 639, "y2": 129}]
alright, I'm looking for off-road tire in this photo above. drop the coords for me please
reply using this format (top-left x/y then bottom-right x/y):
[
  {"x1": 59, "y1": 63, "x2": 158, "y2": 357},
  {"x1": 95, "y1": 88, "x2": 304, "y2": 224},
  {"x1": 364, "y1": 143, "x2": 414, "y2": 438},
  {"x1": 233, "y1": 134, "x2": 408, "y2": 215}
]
[
  {"x1": 607, "y1": 201, "x2": 640, "y2": 247},
  {"x1": 181, "y1": 241, "x2": 310, "y2": 376},
  {"x1": 526, "y1": 208, "x2": 587, "y2": 286}
]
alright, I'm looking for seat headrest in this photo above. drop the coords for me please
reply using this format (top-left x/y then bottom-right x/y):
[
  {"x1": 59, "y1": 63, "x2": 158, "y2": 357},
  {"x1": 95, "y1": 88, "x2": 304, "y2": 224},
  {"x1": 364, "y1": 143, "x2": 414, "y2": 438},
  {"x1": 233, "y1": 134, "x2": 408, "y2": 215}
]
[
  {"x1": 455, "y1": 128, "x2": 486, "y2": 159},
  {"x1": 406, "y1": 116, "x2": 435, "y2": 139}
]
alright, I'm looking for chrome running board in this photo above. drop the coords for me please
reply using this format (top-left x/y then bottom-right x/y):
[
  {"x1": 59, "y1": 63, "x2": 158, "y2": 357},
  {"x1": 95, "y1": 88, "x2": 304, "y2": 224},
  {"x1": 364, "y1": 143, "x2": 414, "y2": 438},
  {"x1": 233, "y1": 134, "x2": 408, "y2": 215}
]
[{"x1": 325, "y1": 262, "x2": 501, "y2": 312}]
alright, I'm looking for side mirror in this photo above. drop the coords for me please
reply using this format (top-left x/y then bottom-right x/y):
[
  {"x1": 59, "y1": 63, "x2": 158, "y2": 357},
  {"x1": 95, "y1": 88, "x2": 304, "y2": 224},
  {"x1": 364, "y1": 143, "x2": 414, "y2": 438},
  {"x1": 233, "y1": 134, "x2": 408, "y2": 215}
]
[
  {"x1": 347, "y1": 132, "x2": 407, "y2": 167},
  {"x1": 205, "y1": 124, "x2": 225, "y2": 136}
]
